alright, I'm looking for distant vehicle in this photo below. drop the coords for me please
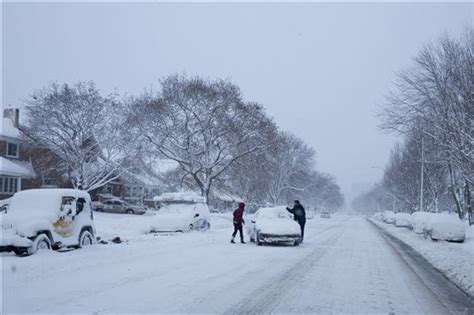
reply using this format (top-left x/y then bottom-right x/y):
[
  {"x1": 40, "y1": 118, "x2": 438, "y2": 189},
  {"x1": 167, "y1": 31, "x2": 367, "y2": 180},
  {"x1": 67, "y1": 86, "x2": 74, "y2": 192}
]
[
  {"x1": 247, "y1": 206, "x2": 301, "y2": 246},
  {"x1": 423, "y1": 213, "x2": 465, "y2": 242},
  {"x1": 0, "y1": 189, "x2": 96, "y2": 256},
  {"x1": 94, "y1": 199, "x2": 146, "y2": 215},
  {"x1": 383, "y1": 211, "x2": 396, "y2": 224},
  {"x1": 394, "y1": 213, "x2": 411, "y2": 228},
  {"x1": 150, "y1": 192, "x2": 211, "y2": 232},
  {"x1": 320, "y1": 211, "x2": 331, "y2": 219}
]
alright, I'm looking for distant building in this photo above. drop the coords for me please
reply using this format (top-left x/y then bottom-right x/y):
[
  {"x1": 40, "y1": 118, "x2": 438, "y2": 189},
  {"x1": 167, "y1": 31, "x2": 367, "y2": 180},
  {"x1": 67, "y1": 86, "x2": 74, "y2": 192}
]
[{"x1": 0, "y1": 108, "x2": 36, "y2": 200}]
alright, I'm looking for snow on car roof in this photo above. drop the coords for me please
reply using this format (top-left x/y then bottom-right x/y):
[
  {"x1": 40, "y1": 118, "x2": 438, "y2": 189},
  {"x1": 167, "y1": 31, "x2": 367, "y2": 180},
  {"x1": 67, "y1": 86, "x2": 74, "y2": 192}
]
[
  {"x1": 154, "y1": 192, "x2": 206, "y2": 203},
  {"x1": 7, "y1": 189, "x2": 91, "y2": 219}
]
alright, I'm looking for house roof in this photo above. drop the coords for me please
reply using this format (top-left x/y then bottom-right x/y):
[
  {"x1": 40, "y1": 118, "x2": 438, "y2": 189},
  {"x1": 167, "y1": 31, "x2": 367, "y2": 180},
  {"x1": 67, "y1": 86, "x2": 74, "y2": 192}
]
[
  {"x1": 0, "y1": 157, "x2": 36, "y2": 178},
  {"x1": 0, "y1": 117, "x2": 20, "y2": 139}
]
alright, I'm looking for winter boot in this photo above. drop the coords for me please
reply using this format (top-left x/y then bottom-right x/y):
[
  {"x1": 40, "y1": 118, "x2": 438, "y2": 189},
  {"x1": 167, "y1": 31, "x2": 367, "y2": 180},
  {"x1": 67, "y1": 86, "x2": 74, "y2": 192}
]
[
  {"x1": 241, "y1": 240, "x2": 246, "y2": 244},
  {"x1": 230, "y1": 239, "x2": 236, "y2": 244}
]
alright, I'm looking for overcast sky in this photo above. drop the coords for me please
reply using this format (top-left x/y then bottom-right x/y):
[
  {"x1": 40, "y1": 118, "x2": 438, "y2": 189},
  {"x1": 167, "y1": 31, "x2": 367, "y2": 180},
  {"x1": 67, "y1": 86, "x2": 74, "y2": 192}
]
[{"x1": 2, "y1": 2, "x2": 471, "y2": 204}]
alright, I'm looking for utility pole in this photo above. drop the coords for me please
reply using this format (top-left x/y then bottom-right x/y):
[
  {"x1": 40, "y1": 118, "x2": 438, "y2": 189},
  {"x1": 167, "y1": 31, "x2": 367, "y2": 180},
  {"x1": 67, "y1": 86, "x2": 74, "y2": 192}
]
[{"x1": 420, "y1": 137, "x2": 425, "y2": 212}]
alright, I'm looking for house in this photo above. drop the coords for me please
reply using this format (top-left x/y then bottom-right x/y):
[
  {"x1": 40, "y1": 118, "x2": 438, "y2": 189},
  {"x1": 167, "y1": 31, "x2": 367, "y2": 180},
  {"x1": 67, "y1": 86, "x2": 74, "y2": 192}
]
[{"x1": 0, "y1": 108, "x2": 36, "y2": 200}]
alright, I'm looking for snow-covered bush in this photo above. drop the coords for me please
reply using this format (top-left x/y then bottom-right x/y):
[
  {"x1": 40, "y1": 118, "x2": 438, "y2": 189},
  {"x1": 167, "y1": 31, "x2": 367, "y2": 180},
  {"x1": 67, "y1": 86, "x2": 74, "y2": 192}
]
[{"x1": 423, "y1": 213, "x2": 466, "y2": 242}]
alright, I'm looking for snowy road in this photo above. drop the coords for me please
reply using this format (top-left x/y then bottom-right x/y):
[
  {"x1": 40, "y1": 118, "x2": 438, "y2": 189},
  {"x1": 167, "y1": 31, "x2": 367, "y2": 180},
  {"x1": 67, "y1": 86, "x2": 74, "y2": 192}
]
[{"x1": 1, "y1": 215, "x2": 472, "y2": 314}]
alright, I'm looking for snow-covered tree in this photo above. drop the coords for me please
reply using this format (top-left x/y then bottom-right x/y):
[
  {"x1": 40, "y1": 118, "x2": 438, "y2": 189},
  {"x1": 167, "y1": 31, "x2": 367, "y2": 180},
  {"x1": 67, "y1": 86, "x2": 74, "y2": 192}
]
[
  {"x1": 379, "y1": 30, "x2": 473, "y2": 221},
  {"x1": 130, "y1": 75, "x2": 276, "y2": 203},
  {"x1": 23, "y1": 82, "x2": 140, "y2": 191}
]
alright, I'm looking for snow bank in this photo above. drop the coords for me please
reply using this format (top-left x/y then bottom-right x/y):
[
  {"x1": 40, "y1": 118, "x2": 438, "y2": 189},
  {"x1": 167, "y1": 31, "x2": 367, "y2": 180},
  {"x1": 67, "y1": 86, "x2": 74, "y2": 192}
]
[{"x1": 371, "y1": 219, "x2": 474, "y2": 297}]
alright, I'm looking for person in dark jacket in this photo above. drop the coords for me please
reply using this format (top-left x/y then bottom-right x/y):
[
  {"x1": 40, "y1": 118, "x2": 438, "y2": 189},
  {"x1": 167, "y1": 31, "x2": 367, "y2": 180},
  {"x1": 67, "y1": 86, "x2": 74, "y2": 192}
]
[
  {"x1": 231, "y1": 202, "x2": 246, "y2": 244},
  {"x1": 286, "y1": 200, "x2": 306, "y2": 242}
]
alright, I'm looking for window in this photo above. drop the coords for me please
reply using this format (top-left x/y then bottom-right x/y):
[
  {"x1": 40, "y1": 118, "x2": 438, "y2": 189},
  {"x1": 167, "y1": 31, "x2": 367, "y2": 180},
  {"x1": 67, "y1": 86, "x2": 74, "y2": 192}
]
[
  {"x1": 0, "y1": 176, "x2": 19, "y2": 194},
  {"x1": 6, "y1": 142, "x2": 19, "y2": 158},
  {"x1": 104, "y1": 185, "x2": 113, "y2": 194}
]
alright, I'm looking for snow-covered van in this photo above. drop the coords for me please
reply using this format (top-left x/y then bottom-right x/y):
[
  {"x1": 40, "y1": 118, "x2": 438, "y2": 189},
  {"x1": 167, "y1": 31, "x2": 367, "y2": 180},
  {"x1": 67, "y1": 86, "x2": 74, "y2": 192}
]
[
  {"x1": 0, "y1": 189, "x2": 96, "y2": 255},
  {"x1": 150, "y1": 192, "x2": 211, "y2": 232}
]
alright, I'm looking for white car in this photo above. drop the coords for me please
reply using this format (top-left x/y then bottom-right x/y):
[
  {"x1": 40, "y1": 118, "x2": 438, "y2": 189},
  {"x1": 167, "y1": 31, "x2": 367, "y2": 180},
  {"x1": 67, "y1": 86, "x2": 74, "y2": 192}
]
[
  {"x1": 0, "y1": 189, "x2": 96, "y2": 256},
  {"x1": 410, "y1": 211, "x2": 435, "y2": 234},
  {"x1": 394, "y1": 213, "x2": 411, "y2": 228},
  {"x1": 247, "y1": 206, "x2": 301, "y2": 246},
  {"x1": 150, "y1": 192, "x2": 211, "y2": 232},
  {"x1": 423, "y1": 213, "x2": 465, "y2": 242},
  {"x1": 383, "y1": 211, "x2": 396, "y2": 224},
  {"x1": 320, "y1": 211, "x2": 331, "y2": 219}
]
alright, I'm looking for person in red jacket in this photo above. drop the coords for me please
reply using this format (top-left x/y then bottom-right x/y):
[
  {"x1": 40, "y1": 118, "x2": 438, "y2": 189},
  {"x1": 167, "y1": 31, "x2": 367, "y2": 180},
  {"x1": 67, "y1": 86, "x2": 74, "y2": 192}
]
[{"x1": 231, "y1": 202, "x2": 246, "y2": 244}]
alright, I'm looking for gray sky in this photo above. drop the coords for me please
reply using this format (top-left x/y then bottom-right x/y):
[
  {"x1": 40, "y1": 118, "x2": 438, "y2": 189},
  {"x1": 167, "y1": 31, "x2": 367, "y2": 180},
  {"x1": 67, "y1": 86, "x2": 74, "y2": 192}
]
[{"x1": 2, "y1": 2, "x2": 472, "y2": 204}]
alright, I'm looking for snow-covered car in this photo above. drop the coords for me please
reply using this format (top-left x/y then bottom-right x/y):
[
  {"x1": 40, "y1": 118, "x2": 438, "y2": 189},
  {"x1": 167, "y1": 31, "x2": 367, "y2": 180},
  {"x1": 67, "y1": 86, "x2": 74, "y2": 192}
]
[
  {"x1": 150, "y1": 192, "x2": 211, "y2": 232},
  {"x1": 410, "y1": 211, "x2": 435, "y2": 234},
  {"x1": 394, "y1": 212, "x2": 411, "y2": 228},
  {"x1": 320, "y1": 211, "x2": 331, "y2": 219},
  {"x1": 383, "y1": 211, "x2": 396, "y2": 224},
  {"x1": 372, "y1": 212, "x2": 384, "y2": 221},
  {"x1": 94, "y1": 199, "x2": 146, "y2": 215},
  {"x1": 0, "y1": 189, "x2": 96, "y2": 256},
  {"x1": 247, "y1": 206, "x2": 301, "y2": 246},
  {"x1": 423, "y1": 213, "x2": 465, "y2": 242}
]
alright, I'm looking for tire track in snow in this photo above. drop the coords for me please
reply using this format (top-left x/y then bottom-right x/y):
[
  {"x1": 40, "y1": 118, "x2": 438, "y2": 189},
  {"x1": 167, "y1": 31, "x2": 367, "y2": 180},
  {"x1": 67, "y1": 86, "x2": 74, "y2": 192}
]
[{"x1": 222, "y1": 222, "x2": 345, "y2": 315}]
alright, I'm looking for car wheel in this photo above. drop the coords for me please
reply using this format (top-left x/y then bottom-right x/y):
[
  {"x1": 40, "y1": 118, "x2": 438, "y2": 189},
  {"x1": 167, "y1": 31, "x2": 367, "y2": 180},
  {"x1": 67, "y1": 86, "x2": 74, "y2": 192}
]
[
  {"x1": 294, "y1": 240, "x2": 300, "y2": 246},
  {"x1": 14, "y1": 248, "x2": 28, "y2": 256},
  {"x1": 256, "y1": 232, "x2": 262, "y2": 246},
  {"x1": 205, "y1": 222, "x2": 211, "y2": 230},
  {"x1": 29, "y1": 233, "x2": 52, "y2": 255},
  {"x1": 126, "y1": 209, "x2": 134, "y2": 215},
  {"x1": 96, "y1": 208, "x2": 103, "y2": 212},
  {"x1": 78, "y1": 230, "x2": 94, "y2": 248}
]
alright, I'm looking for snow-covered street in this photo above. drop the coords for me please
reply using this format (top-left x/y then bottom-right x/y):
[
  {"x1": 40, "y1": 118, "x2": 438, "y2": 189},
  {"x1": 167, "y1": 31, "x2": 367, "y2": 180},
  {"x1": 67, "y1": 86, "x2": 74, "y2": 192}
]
[{"x1": 2, "y1": 214, "x2": 472, "y2": 314}]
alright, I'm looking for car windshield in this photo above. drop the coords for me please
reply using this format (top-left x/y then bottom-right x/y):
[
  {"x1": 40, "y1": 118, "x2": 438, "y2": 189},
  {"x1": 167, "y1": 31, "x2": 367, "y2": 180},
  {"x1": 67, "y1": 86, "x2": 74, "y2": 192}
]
[{"x1": 257, "y1": 208, "x2": 291, "y2": 220}]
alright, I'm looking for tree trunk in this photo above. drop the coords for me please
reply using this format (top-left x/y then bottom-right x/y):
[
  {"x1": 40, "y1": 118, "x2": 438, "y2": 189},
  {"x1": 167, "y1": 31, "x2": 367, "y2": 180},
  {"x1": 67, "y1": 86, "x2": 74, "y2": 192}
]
[
  {"x1": 448, "y1": 163, "x2": 464, "y2": 220},
  {"x1": 465, "y1": 180, "x2": 472, "y2": 225}
]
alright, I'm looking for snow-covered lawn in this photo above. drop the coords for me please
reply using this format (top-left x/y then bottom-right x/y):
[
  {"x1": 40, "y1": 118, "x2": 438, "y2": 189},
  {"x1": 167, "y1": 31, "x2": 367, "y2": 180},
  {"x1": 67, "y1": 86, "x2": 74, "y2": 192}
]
[{"x1": 371, "y1": 218, "x2": 474, "y2": 297}]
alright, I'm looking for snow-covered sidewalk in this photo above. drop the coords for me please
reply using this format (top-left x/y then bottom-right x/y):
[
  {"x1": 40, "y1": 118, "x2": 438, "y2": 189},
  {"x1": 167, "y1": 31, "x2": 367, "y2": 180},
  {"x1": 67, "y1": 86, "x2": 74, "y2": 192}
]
[{"x1": 370, "y1": 218, "x2": 474, "y2": 297}]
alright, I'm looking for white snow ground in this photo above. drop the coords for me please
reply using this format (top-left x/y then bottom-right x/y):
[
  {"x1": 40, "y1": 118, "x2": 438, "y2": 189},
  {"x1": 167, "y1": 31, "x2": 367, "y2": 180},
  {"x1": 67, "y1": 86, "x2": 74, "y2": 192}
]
[
  {"x1": 371, "y1": 218, "x2": 474, "y2": 297},
  {"x1": 1, "y1": 214, "x2": 472, "y2": 314}
]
